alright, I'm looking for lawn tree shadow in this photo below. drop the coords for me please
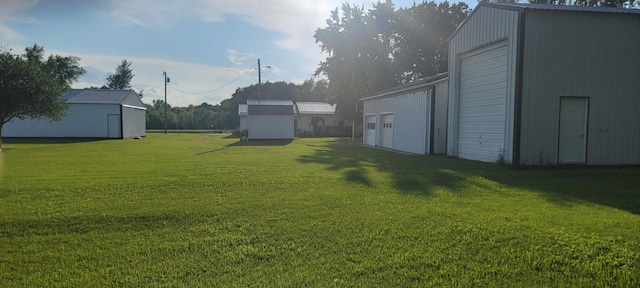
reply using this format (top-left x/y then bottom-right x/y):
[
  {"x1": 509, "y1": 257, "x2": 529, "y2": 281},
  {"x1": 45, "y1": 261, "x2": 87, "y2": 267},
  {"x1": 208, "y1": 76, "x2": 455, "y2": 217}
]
[
  {"x1": 481, "y1": 168, "x2": 640, "y2": 215},
  {"x1": 296, "y1": 139, "x2": 466, "y2": 196},
  {"x1": 228, "y1": 139, "x2": 293, "y2": 147},
  {"x1": 195, "y1": 139, "x2": 293, "y2": 155},
  {"x1": 296, "y1": 139, "x2": 640, "y2": 215}
]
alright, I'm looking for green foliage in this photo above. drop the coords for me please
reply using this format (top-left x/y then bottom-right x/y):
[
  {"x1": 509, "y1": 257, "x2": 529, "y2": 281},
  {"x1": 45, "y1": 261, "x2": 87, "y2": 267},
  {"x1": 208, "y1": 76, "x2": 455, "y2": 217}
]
[
  {"x1": 1, "y1": 135, "x2": 639, "y2": 287},
  {"x1": 0, "y1": 44, "x2": 85, "y2": 150},
  {"x1": 314, "y1": 1, "x2": 470, "y2": 121},
  {"x1": 105, "y1": 59, "x2": 134, "y2": 91}
]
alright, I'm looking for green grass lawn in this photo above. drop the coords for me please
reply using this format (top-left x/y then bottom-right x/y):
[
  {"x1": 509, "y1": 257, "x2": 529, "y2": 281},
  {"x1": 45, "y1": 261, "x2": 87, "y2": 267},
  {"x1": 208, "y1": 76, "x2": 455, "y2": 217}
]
[{"x1": 1, "y1": 133, "x2": 639, "y2": 287}]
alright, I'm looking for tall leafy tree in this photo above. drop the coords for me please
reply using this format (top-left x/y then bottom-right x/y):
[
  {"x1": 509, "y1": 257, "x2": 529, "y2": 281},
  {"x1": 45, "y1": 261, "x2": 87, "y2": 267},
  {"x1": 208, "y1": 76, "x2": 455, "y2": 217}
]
[
  {"x1": 0, "y1": 44, "x2": 85, "y2": 151},
  {"x1": 394, "y1": 1, "x2": 469, "y2": 82},
  {"x1": 105, "y1": 59, "x2": 134, "y2": 91},
  {"x1": 314, "y1": 1, "x2": 470, "y2": 122},
  {"x1": 314, "y1": 3, "x2": 383, "y2": 122}
]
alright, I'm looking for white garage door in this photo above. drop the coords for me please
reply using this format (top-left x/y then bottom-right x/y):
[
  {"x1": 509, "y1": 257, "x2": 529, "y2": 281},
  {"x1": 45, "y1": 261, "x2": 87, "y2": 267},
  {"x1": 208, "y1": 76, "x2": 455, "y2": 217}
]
[
  {"x1": 458, "y1": 44, "x2": 508, "y2": 162},
  {"x1": 364, "y1": 115, "x2": 376, "y2": 146},
  {"x1": 380, "y1": 114, "x2": 393, "y2": 149}
]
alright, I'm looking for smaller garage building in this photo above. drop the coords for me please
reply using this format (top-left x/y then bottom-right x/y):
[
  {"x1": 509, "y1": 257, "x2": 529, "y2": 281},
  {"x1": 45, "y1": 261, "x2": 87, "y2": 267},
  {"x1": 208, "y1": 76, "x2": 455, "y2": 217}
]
[
  {"x1": 3, "y1": 89, "x2": 146, "y2": 139},
  {"x1": 244, "y1": 99, "x2": 295, "y2": 140},
  {"x1": 361, "y1": 73, "x2": 449, "y2": 155}
]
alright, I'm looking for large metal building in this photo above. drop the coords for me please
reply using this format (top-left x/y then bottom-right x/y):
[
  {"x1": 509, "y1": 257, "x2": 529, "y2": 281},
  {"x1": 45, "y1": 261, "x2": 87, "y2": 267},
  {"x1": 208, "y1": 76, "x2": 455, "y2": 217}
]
[
  {"x1": 4, "y1": 89, "x2": 146, "y2": 139},
  {"x1": 361, "y1": 73, "x2": 449, "y2": 155},
  {"x1": 447, "y1": 2, "x2": 640, "y2": 165}
]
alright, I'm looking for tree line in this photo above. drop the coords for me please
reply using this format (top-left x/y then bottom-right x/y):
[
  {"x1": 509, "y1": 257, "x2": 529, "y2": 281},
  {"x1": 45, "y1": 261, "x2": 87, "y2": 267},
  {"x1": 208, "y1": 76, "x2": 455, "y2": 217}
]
[{"x1": 146, "y1": 79, "x2": 329, "y2": 130}]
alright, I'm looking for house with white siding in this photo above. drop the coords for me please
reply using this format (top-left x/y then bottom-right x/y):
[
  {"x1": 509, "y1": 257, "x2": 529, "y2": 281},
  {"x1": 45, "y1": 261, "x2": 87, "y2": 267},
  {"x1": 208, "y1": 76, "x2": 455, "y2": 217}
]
[
  {"x1": 447, "y1": 2, "x2": 640, "y2": 166},
  {"x1": 295, "y1": 102, "x2": 336, "y2": 137},
  {"x1": 4, "y1": 89, "x2": 146, "y2": 139},
  {"x1": 361, "y1": 73, "x2": 449, "y2": 155}
]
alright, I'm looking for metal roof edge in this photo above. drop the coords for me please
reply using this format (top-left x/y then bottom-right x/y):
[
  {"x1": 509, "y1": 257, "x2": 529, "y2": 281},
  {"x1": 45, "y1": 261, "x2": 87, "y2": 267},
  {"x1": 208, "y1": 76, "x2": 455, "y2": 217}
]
[
  {"x1": 122, "y1": 103, "x2": 146, "y2": 110},
  {"x1": 360, "y1": 73, "x2": 448, "y2": 102},
  {"x1": 448, "y1": 3, "x2": 638, "y2": 42}
]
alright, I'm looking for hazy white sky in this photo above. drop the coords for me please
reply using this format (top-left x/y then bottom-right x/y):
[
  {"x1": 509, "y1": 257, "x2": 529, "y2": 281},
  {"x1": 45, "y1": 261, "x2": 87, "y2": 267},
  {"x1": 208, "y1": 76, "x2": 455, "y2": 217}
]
[{"x1": 0, "y1": 0, "x2": 475, "y2": 106}]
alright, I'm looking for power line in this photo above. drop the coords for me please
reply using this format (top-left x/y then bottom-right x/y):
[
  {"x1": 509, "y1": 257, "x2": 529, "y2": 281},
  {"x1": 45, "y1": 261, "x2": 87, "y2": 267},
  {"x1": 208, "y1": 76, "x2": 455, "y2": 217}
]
[{"x1": 167, "y1": 64, "x2": 258, "y2": 95}]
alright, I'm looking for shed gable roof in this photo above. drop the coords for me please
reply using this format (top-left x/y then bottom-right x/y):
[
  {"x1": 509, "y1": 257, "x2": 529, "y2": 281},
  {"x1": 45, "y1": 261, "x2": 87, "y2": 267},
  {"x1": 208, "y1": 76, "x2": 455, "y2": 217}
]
[
  {"x1": 63, "y1": 89, "x2": 145, "y2": 108},
  {"x1": 247, "y1": 99, "x2": 294, "y2": 106}
]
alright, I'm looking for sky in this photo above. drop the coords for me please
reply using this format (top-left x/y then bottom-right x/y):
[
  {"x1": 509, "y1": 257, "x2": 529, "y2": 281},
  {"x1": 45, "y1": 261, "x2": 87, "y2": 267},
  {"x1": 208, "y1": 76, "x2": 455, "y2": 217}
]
[{"x1": 0, "y1": 0, "x2": 475, "y2": 107}]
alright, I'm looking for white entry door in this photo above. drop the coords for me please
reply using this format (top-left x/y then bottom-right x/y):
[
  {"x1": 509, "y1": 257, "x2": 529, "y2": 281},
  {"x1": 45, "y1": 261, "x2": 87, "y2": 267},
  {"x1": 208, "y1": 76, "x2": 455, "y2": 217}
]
[
  {"x1": 364, "y1": 115, "x2": 376, "y2": 146},
  {"x1": 108, "y1": 114, "x2": 120, "y2": 139},
  {"x1": 559, "y1": 97, "x2": 588, "y2": 164}
]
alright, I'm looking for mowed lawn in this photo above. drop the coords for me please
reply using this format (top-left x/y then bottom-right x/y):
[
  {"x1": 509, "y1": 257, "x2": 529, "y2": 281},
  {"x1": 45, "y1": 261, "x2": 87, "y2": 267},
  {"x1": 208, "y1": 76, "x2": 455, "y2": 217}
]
[{"x1": 1, "y1": 134, "x2": 639, "y2": 287}]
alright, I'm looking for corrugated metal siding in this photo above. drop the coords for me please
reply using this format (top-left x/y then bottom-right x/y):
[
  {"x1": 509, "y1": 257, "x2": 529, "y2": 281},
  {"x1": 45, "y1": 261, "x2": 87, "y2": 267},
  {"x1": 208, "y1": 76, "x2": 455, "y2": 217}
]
[
  {"x1": 448, "y1": 6, "x2": 520, "y2": 163},
  {"x1": 433, "y1": 80, "x2": 449, "y2": 154},
  {"x1": 4, "y1": 104, "x2": 120, "y2": 138},
  {"x1": 393, "y1": 90, "x2": 430, "y2": 154},
  {"x1": 122, "y1": 106, "x2": 146, "y2": 138},
  {"x1": 519, "y1": 10, "x2": 640, "y2": 165},
  {"x1": 247, "y1": 115, "x2": 294, "y2": 139}
]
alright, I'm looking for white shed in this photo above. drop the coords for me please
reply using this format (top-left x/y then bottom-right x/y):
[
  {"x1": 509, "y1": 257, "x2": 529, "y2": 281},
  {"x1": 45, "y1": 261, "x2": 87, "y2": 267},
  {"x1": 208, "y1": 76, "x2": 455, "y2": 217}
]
[
  {"x1": 245, "y1": 99, "x2": 295, "y2": 140},
  {"x1": 447, "y1": 2, "x2": 640, "y2": 166},
  {"x1": 4, "y1": 89, "x2": 146, "y2": 139},
  {"x1": 361, "y1": 73, "x2": 449, "y2": 155}
]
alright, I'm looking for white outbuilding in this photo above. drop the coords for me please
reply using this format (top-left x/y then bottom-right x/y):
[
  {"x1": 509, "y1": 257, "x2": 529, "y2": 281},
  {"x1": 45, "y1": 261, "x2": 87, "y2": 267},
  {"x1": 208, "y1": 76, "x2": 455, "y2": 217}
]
[
  {"x1": 244, "y1": 99, "x2": 295, "y2": 140},
  {"x1": 361, "y1": 73, "x2": 449, "y2": 155},
  {"x1": 4, "y1": 89, "x2": 146, "y2": 139},
  {"x1": 447, "y1": 2, "x2": 640, "y2": 166}
]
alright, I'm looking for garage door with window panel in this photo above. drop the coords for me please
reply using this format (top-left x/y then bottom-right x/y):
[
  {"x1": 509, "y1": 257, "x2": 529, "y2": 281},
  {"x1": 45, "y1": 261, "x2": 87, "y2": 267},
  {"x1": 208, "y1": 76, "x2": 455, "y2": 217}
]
[
  {"x1": 364, "y1": 115, "x2": 377, "y2": 146},
  {"x1": 380, "y1": 114, "x2": 394, "y2": 148},
  {"x1": 457, "y1": 44, "x2": 508, "y2": 162}
]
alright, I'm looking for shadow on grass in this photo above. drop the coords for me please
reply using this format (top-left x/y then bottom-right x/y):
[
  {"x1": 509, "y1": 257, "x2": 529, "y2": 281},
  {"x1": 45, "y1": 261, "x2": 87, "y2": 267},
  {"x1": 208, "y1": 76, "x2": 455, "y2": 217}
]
[
  {"x1": 3, "y1": 138, "x2": 106, "y2": 145},
  {"x1": 296, "y1": 139, "x2": 640, "y2": 215},
  {"x1": 228, "y1": 139, "x2": 294, "y2": 147},
  {"x1": 194, "y1": 139, "x2": 293, "y2": 155}
]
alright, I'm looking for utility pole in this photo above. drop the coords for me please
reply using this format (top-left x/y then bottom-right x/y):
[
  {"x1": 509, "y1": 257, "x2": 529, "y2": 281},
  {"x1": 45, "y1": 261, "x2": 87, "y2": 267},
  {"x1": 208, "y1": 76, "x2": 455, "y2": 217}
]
[
  {"x1": 257, "y1": 59, "x2": 271, "y2": 100},
  {"x1": 258, "y1": 58, "x2": 262, "y2": 86},
  {"x1": 163, "y1": 71, "x2": 169, "y2": 134}
]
